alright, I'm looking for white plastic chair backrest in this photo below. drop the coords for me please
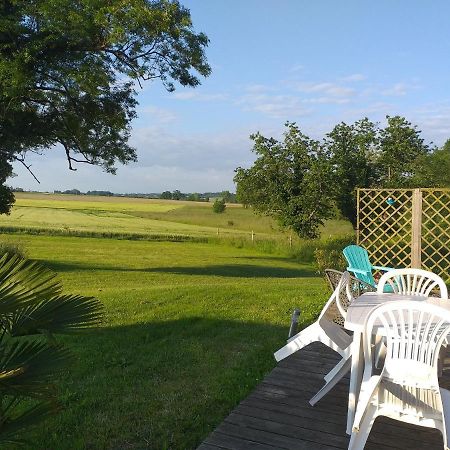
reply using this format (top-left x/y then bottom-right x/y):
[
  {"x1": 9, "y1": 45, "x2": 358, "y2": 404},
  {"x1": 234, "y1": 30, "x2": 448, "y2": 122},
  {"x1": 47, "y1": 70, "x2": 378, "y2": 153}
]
[
  {"x1": 319, "y1": 271, "x2": 351, "y2": 322},
  {"x1": 364, "y1": 300, "x2": 450, "y2": 388},
  {"x1": 377, "y1": 268, "x2": 448, "y2": 299}
]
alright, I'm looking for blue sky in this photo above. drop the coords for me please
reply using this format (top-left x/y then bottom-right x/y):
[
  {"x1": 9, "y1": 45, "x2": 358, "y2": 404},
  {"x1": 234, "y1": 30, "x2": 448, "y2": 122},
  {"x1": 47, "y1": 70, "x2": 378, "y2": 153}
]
[{"x1": 12, "y1": 0, "x2": 450, "y2": 193}]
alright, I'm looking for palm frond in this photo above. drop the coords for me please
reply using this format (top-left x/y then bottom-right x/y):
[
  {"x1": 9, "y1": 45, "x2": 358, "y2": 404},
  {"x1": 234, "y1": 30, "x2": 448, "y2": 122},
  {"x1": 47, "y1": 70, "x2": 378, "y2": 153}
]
[
  {"x1": 0, "y1": 254, "x2": 61, "y2": 318},
  {"x1": 0, "y1": 401, "x2": 59, "y2": 446},
  {"x1": 0, "y1": 254, "x2": 104, "y2": 443},
  {"x1": 9, "y1": 294, "x2": 104, "y2": 336},
  {"x1": 0, "y1": 340, "x2": 70, "y2": 397}
]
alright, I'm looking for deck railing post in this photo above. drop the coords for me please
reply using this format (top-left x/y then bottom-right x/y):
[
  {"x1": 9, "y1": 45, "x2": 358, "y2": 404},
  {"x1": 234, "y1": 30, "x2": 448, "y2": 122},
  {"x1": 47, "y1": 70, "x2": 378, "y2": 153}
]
[
  {"x1": 411, "y1": 188, "x2": 422, "y2": 268},
  {"x1": 288, "y1": 308, "x2": 301, "y2": 339}
]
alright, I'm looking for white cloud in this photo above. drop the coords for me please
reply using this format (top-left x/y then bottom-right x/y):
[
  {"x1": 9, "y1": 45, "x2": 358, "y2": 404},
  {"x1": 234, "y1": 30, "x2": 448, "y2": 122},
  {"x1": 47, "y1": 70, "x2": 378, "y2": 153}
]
[
  {"x1": 243, "y1": 84, "x2": 272, "y2": 93},
  {"x1": 289, "y1": 64, "x2": 305, "y2": 73},
  {"x1": 136, "y1": 106, "x2": 177, "y2": 124},
  {"x1": 172, "y1": 91, "x2": 228, "y2": 101},
  {"x1": 295, "y1": 82, "x2": 355, "y2": 97},
  {"x1": 302, "y1": 96, "x2": 352, "y2": 105},
  {"x1": 382, "y1": 82, "x2": 420, "y2": 97},
  {"x1": 340, "y1": 73, "x2": 367, "y2": 82},
  {"x1": 10, "y1": 124, "x2": 258, "y2": 193},
  {"x1": 236, "y1": 93, "x2": 312, "y2": 118}
]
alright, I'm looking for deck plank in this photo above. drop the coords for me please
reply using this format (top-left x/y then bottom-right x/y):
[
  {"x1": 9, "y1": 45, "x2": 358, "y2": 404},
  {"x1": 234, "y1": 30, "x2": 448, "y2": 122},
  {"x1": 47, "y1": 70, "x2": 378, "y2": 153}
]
[{"x1": 198, "y1": 342, "x2": 448, "y2": 449}]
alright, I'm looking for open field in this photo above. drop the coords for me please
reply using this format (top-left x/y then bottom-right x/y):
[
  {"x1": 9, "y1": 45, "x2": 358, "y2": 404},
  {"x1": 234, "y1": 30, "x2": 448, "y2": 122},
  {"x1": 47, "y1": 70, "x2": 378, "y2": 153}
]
[
  {"x1": 2, "y1": 193, "x2": 353, "y2": 241},
  {"x1": 2, "y1": 234, "x2": 329, "y2": 450}
]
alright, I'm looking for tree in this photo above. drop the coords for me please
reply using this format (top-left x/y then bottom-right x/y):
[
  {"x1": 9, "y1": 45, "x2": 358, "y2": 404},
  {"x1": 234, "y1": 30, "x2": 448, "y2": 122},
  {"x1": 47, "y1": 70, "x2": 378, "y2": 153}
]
[
  {"x1": 234, "y1": 123, "x2": 334, "y2": 238},
  {"x1": 326, "y1": 119, "x2": 377, "y2": 226},
  {"x1": 0, "y1": 253, "x2": 103, "y2": 444},
  {"x1": 235, "y1": 117, "x2": 437, "y2": 237},
  {"x1": 0, "y1": 0, "x2": 211, "y2": 213},
  {"x1": 220, "y1": 190, "x2": 236, "y2": 203},
  {"x1": 0, "y1": 158, "x2": 15, "y2": 214},
  {"x1": 377, "y1": 116, "x2": 431, "y2": 186},
  {"x1": 212, "y1": 198, "x2": 226, "y2": 213},
  {"x1": 413, "y1": 140, "x2": 450, "y2": 187},
  {"x1": 187, "y1": 192, "x2": 200, "y2": 201},
  {"x1": 160, "y1": 191, "x2": 172, "y2": 200},
  {"x1": 172, "y1": 189, "x2": 183, "y2": 200}
]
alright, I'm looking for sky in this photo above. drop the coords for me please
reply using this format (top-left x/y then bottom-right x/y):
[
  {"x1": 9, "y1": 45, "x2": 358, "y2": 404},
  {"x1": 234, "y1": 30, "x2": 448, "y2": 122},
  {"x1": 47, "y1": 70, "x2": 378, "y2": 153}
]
[{"x1": 11, "y1": 0, "x2": 450, "y2": 194}]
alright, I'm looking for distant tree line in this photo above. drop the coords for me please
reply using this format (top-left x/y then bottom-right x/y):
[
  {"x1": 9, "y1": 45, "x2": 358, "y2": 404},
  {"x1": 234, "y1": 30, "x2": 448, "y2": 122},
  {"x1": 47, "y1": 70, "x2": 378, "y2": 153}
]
[
  {"x1": 234, "y1": 116, "x2": 450, "y2": 239},
  {"x1": 19, "y1": 189, "x2": 238, "y2": 202},
  {"x1": 160, "y1": 190, "x2": 237, "y2": 202}
]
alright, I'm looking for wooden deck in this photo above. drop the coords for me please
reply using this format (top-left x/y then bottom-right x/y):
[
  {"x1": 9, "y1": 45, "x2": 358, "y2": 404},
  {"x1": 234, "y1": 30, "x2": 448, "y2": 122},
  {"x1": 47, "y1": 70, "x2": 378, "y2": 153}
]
[{"x1": 198, "y1": 342, "x2": 448, "y2": 450}]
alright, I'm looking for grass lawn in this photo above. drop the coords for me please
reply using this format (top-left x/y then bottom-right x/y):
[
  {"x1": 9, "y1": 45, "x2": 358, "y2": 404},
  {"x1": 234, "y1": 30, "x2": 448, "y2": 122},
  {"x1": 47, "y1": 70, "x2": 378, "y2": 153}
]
[{"x1": 2, "y1": 234, "x2": 328, "y2": 450}]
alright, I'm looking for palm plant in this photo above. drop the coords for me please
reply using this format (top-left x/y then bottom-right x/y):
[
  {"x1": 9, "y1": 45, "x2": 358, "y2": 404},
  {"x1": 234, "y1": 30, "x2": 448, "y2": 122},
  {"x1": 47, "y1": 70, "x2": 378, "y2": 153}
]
[{"x1": 0, "y1": 253, "x2": 103, "y2": 445}]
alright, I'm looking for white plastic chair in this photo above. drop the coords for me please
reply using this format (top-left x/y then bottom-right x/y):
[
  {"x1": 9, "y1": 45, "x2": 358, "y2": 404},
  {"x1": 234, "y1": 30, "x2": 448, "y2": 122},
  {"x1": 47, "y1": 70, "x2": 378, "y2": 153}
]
[
  {"x1": 274, "y1": 272, "x2": 353, "y2": 406},
  {"x1": 377, "y1": 268, "x2": 448, "y2": 299},
  {"x1": 349, "y1": 301, "x2": 450, "y2": 450}
]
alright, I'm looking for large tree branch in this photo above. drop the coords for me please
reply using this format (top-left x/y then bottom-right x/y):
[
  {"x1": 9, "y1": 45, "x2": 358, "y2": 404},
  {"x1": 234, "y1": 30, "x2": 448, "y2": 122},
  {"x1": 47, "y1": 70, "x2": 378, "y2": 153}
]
[{"x1": 11, "y1": 155, "x2": 40, "y2": 183}]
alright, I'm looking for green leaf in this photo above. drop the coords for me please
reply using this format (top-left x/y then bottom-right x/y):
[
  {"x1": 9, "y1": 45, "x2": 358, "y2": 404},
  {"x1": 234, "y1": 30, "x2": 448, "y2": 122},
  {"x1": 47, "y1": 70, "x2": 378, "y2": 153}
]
[
  {"x1": 0, "y1": 254, "x2": 61, "y2": 318},
  {"x1": 0, "y1": 340, "x2": 70, "y2": 397},
  {"x1": 10, "y1": 294, "x2": 104, "y2": 336},
  {"x1": 0, "y1": 401, "x2": 58, "y2": 446}
]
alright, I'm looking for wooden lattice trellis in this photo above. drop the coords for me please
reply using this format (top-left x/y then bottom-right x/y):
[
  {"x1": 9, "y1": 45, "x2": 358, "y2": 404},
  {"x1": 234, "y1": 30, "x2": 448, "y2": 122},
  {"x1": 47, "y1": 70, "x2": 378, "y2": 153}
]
[{"x1": 357, "y1": 188, "x2": 450, "y2": 281}]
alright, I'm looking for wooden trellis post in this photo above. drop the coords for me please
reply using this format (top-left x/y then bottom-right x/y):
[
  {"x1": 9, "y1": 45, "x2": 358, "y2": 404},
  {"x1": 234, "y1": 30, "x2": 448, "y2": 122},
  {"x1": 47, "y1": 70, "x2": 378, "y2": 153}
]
[{"x1": 411, "y1": 189, "x2": 422, "y2": 269}]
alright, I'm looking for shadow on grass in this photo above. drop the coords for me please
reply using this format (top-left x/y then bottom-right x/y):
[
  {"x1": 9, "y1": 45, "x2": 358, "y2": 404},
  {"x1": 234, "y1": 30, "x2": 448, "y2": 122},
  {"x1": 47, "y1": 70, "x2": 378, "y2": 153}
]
[
  {"x1": 38, "y1": 318, "x2": 293, "y2": 450},
  {"x1": 41, "y1": 260, "x2": 317, "y2": 278},
  {"x1": 146, "y1": 264, "x2": 316, "y2": 278}
]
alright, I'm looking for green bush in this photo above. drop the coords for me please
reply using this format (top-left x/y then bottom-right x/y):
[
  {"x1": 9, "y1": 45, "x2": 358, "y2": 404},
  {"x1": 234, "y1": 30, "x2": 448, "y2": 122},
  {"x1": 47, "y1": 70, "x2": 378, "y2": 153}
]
[
  {"x1": 313, "y1": 235, "x2": 354, "y2": 273},
  {"x1": 212, "y1": 198, "x2": 226, "y2": 213},
  {"x1": 0, "y1": 241, "x2": 26, "y2": 258}
]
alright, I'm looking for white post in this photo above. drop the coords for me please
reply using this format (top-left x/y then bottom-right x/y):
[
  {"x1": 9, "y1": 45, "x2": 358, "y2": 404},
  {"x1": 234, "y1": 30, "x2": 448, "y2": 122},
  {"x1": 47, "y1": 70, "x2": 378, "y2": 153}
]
[{"x1": 251, "y1": 230, "x2": 254, "y2": 242}]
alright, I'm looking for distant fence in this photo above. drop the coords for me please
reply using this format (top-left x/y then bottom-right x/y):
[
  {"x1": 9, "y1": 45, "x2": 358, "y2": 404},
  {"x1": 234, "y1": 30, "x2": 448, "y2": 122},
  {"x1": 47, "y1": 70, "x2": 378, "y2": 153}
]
[{"x1": 357, "y1": 188, "x2": 450, "y2": 280}]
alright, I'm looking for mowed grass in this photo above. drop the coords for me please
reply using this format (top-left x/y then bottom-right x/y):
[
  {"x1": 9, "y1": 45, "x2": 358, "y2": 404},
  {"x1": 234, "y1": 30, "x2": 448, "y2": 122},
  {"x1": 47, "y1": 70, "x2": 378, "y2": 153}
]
[
  {"x1": 2, "y1": 234, "x2": 329, "y2": 450},
  {"x1": 3, "y1": 192, "x2": 353, "y2": 240}
]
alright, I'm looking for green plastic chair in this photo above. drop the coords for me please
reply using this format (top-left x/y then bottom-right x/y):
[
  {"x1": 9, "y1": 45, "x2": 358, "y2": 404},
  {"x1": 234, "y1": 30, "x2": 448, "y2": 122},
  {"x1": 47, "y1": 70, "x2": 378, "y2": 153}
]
[{"x1": 343, "y1": 245, "x2": 394, "y2": 291}]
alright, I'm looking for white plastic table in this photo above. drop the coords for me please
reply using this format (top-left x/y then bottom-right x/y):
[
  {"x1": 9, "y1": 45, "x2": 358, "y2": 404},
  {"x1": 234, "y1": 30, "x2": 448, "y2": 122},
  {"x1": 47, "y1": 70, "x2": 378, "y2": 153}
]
[{"x1": 344, "y1": 292, "x2": 450, "y2": 434}]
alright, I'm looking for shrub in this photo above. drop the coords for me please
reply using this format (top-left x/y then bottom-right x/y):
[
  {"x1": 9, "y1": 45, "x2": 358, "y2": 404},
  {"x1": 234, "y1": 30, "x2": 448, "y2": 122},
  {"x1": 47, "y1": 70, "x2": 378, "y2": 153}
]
[
  {"x1": 227, "y1": 220, "x2": 234, "y2": 226},
  {"x1": 313, "y1": 235, "x2": 354, "y2": 273},
  {"x1": 213, "y1": 198, "x2": 226, "y2": 213},
  {"x1": 0, "y1": 241, "x2": 26, "y2": 258}
]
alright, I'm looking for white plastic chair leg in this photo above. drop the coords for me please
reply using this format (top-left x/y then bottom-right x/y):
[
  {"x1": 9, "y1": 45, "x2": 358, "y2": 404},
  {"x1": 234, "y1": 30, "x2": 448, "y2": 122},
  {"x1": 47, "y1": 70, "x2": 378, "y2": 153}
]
[
  {"x1": 324, "y1": 356, "x2": 348, "y2": 382},
  {"x1": 348, "y1": 404, "x2": 377, "y2": 450},
  {"x1": 309, "y1": 357, "x2": 351, "y2": 406}
]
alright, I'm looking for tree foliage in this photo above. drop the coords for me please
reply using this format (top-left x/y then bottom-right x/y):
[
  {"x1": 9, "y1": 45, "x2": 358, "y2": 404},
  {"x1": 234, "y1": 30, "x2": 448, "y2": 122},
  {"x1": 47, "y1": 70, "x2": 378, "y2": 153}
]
[
  {"x1": 326, "y1": 119, "x2": 377, "y2": 227},
  {"x1": 235, "y1": 117, "x2": 444, "y2": 238},
  {"x1": 235, "y1": 123, "x2": 334, "y2": 238},
  {"x1": 212, "y1": 198, "x2": 226, "y2": 213},
  {"x1": 377, "y1": 116, "x2": 431, "y2": 186},
  {"x1": 0, "y1": 0, "x2": 211, "y2": 213},
  {"x1": 0, "y1": 253, "x2": 103, "y2": 444},
  {"x1": 413, "y1": 139, "x2": 450, "y2": 187}
]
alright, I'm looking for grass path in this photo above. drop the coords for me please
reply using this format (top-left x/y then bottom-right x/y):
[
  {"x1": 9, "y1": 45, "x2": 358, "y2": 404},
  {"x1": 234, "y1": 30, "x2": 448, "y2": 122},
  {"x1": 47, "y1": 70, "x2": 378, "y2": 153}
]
[{"x1": 2, "y1": 234, "x2": 328, "y2": 450}]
